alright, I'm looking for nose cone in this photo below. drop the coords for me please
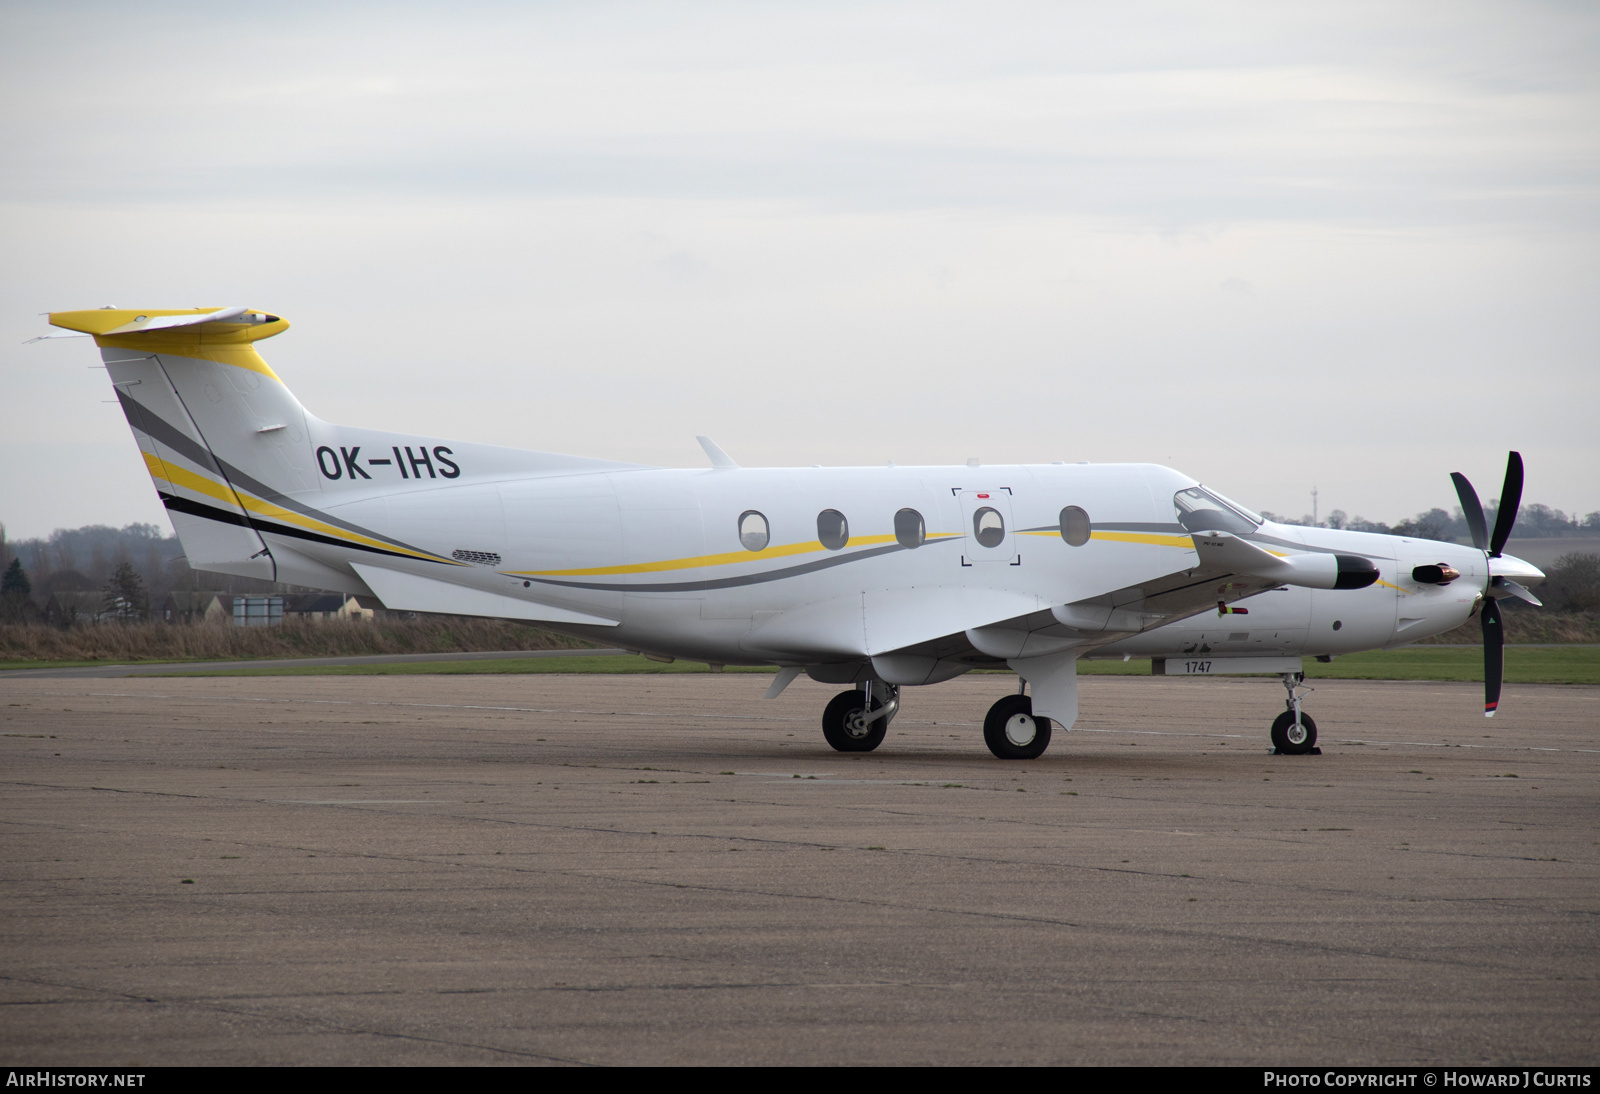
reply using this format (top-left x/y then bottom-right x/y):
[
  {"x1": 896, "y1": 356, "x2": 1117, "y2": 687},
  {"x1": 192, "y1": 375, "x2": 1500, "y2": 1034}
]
[{"x1": 1490, "y1": 553, "x2": 1545, "y2": 588}]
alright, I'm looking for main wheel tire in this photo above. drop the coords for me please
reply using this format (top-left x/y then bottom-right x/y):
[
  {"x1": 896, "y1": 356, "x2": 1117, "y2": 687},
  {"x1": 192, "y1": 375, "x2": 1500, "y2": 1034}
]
[
  {"x1": 982, "y1": 694, "x2": 1052, "y2": 760},
  {"x1": 822, "y1": 689, "x2": 887, "y2": 752},
  {"x1": 1270, "y1": 710, "x2": 1318, "y2": 755}
]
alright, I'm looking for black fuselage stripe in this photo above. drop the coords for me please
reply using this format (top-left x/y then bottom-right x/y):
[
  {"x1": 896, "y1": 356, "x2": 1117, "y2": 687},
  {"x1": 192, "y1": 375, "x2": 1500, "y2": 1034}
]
[
  {"x1": 159, "y1": 493, "x2": 440, "y2": 563},
  {"x1": 160, "y1": 492, "x2": 251, "y2": 528}
]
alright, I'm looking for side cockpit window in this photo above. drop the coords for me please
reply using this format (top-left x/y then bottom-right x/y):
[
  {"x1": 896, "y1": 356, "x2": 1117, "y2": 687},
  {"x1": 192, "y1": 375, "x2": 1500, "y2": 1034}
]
[{"x1": 1174, "y1": 486, "x2": 1261, "y2": 535}]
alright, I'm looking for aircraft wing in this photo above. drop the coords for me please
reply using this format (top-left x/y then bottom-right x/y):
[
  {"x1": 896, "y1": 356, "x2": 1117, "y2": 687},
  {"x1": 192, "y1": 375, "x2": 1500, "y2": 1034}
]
[
  {"x1": 861, "y1": 530, "x2": 1379, "y2": 666},
  {"x1": 739, "y1": 541, "x2": 1285, "y2": 667},
  {"x1": 878, "y1": 562, "x2": 1287, "y2": 665}
]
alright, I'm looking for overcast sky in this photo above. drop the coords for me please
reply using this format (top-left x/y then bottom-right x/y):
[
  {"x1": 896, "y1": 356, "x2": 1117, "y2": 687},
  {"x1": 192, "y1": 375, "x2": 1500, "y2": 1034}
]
[{"x1": 3, "y1": 0, "x2": 1597, "y2": 541}]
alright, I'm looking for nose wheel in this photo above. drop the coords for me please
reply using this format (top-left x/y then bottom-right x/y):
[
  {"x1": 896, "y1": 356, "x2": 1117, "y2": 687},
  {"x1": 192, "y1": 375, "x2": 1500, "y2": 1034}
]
[{"x1": 1271, "y1": 671, "x2": 1320, "y2": 755}]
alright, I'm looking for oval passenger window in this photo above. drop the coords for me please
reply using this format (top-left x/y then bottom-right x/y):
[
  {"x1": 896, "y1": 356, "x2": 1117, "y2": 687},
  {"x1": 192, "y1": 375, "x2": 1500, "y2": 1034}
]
[
  {"x1": 738, "y1": 510, "x2": 769, "y2": 552},
  {"x1": 1060, "y1": 505, "x2": 1091, "y2": 547},
  {"x1": 894, "y1": 508, "x2": 925, "y2": 549},
  {"x1": 972, "y1": 507, "x2": 1005, "y2": 548},
  {"x1": 817, "y1": 509, "x2": 849, "y2": 551}
]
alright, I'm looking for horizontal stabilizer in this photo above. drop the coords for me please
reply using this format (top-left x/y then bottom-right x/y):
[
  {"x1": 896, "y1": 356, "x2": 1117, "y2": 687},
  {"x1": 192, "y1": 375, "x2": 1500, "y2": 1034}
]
[
  {"x1": 101, "y1": 306, "x2": 252, "y2": 334},
  {"x1": 47, "y1": 307, "x2": 287, "y2": 343},
  {"x1": 350, "y1": 563, "x2": 619, "y2": 627}
]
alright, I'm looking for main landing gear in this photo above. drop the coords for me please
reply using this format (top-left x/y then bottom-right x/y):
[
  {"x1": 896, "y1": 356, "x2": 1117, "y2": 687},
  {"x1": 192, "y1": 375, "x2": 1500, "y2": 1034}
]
[
  {"x1": 982, "y1": 694, "x2": 1052, "y2": 760},
  {"x1": 821, "y1": 682, "x2": 900, "y2": 752},
  {"x1": 818, "y1": 682, "x2": 1055, "y2": 759},
  {"x1": 1271, "y1": 671, "x2": 1319, "y2": 755}
]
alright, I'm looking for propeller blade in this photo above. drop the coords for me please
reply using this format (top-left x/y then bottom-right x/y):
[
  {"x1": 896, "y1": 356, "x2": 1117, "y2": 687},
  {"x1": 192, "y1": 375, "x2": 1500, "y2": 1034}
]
[
  {"x1": 1451, "y1": 472, "x2": 1488, "y2": 551},
  {"x1": 1482, "y1": 596, "x2": 1503, "y2": 717},
  {"x1": 1492, "y1": 576, "x2": 1543, "y2": 607},
  {"x1": 1488, "y1": 451, "x2": 1523, "y2": 558}
]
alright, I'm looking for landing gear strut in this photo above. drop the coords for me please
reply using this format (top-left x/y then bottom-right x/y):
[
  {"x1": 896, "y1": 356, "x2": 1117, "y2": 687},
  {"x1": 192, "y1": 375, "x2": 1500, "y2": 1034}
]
[
  {"x1": 1271, "y1": 671, "x2": 1319, "y2": 755},
  {"x1": 983, "y1": 694, "x2": 1052, "y2": 760},
  {"x1": 821, "y1": 682, "x2": 899, "y2": 752}
]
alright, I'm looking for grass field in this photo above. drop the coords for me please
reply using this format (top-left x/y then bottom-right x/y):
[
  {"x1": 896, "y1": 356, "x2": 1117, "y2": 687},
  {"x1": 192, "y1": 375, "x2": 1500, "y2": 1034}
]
[
  {"x1": 130, "y1": 645, "x2": 1600, "y2": 685},
  {"x1": 1077, "y1": 646, "x2": 1599, "y2": 685},
  {"x1": 147, "y1": 656, "x2": 773, "y2": 678}
]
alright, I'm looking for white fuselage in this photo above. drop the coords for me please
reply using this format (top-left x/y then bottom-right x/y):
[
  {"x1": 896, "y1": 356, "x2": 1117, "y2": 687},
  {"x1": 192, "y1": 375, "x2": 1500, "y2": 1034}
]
[
  {"x1": 301, "y1": 450, "x2": 1490, "y2": 670},
  {"x1": 75, "y1": 322, "x2": 1508, "y2": 681}
]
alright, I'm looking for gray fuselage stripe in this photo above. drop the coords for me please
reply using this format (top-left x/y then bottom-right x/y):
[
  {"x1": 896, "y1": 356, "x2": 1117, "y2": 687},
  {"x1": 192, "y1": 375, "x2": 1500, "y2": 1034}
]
[
  {"x1": 524, "y1": 538, "x2": 962, "y2": 594},
  {"x1": 119, "y1": 387, "x2": 437, "y2": 558}
]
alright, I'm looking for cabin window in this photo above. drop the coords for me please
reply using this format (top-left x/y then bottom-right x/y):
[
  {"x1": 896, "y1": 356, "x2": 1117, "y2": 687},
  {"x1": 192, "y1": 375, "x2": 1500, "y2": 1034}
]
[
  {"x1": 894, "y1": 508, "x2": 925, "y2": 548},
  {"x1": 817, "y1": 509, "x2": 849, "y2": 551},
  {"x1": 738, "y1": 510, "x2": 770, "y2": 552},
  {"x1": 972, "y1": 507, "x2": 1005, "y2": 548},
  {"x1": 1060, "y1": 506, "x2": 1091, "y2": 547}
]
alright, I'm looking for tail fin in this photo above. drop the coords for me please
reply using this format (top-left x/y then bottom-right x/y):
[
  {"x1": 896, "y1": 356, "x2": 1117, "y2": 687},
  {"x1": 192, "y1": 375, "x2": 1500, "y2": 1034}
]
[
  {"x1": 49, "y1": 307, "x2": 335, "y2": 585},
  {"x1": 51, "y1": 306, "x2": 639, "y2": 597}
]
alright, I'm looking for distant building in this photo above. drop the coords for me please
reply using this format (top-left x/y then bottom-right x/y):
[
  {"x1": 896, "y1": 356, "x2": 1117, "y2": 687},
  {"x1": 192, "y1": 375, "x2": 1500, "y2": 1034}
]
[
  {"x1": 45, "y1": 591, "x2": 109, "y2": 626},
  {"x1": 223, "y1": 593, "x2": 380, "y2": 626},
  {"x1": 283, "y1": 594, "x2": 380, "y2": 622},
  {"x1": 160, "y1": 591, "x2": 232, "y2": 624},
  {"x1": 232, "y1": 596, "x2": 283, "y2": 627}
]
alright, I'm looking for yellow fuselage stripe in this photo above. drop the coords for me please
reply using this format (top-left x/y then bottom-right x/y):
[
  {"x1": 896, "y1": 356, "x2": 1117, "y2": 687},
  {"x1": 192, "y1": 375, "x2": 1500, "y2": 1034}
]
[
  {"x1": 144, "y1": 452, "x2": 244, "y2": 510},
  {"x1": 143, "y1": 453, "x2": 451, "y2": 564},
  {"x1": 1020, "y1": 529, "x2": 1196, "y2": 548},
  {"x1": 509, "y1": 532, "x2": 963, "y2": 577},
  {"x1": 1086, "y1": 530, "x2": 1195, "y2": 548}
]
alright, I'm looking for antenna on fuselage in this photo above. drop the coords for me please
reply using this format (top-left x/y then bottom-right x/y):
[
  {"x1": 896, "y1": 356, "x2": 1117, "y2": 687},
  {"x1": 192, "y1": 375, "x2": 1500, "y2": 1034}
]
[{"x1": 696, "y1": 436, "x2": 740, "y2": 470}]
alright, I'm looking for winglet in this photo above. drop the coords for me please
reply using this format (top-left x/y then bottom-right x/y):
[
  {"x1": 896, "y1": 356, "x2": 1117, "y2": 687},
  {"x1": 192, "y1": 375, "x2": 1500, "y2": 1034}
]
[{"x1": 697, "y1": 436, "x2": 740, "y2": 470}]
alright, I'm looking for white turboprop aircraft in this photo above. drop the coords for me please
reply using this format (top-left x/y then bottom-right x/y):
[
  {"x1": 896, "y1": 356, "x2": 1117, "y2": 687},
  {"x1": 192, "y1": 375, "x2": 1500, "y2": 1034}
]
[{"x1": 42, "y1": 306, "x2": 1547, "y2": 759}]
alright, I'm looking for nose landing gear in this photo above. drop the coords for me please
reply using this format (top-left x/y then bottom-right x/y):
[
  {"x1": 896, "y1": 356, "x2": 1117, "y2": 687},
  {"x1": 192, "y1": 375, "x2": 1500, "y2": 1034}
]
[{"x1": 1271, "y1": 671, "x2": 1320, "y2": 755}]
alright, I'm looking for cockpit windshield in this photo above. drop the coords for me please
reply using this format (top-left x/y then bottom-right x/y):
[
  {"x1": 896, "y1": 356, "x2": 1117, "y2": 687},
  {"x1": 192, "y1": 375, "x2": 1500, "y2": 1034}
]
[{"x1": 1173, "y1": 486, "x2": 1262, "y2": 535}]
